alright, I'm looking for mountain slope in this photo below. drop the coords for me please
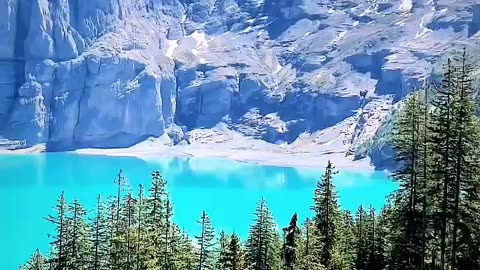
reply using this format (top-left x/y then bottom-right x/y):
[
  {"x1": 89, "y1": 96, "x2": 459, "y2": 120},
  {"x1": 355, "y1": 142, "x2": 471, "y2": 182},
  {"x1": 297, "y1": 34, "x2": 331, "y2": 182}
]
[{"x1": 1, "y1": 0, "x2": 479, "y2": 161}]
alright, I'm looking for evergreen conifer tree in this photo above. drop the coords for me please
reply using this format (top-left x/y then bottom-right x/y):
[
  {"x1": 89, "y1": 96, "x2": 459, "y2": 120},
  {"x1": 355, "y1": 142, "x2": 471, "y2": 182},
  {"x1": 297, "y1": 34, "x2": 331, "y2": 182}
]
[
  {"x1": 334, "y1": 210, "x2": 355, "y2": 270},
  {"x1": 282, "y1": 213, "x2": 299, "y2": 269},
  {"x1": 171, "y1": 227, "x2": 195, "y2": 270},
  {"x1": 196, "y1": 211, "x2": 216, "y2": 270},
  {"x1": 354, "y1": 205, "x2": 368, "y2": 270},
  {"x1": 226, "y1": 232, "x2": 245, "y2": 270},
  {"x1": 66, "y1": 199, "x2": 91, "y2": 269},
  {"x1": 216, "y1": 230, "x2": 230, "y2": 270},
  {"x1": 312, "y1": 161, "x2": 338, "y2": 270},
  {"x1": 91, "y1": 195, "x2": 109, "y2": 270},
  {"x1": 21, "y1": 249, "x2": 48, "y2": 270},
  {"x1": 245, "y1": 198, "x2": 282, "y2": 270},
  {"x1": 45, "y1": 192, "x2": 68, "y2": 270}
]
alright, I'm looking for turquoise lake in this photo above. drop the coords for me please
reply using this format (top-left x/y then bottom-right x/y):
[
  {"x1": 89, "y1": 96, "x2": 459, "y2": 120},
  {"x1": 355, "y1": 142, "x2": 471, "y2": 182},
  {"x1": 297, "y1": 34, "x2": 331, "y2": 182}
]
[{"x1": 0, "y1": 153, "x2": 397, "y2": 269}]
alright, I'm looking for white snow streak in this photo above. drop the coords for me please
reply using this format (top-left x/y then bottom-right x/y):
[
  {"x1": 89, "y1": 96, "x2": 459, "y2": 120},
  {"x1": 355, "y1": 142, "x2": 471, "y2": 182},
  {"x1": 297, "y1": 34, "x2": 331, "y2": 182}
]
[
  {"x1": 399, "y1": 0, "x2": 413, "y2": 13},
  {"x1": 165, "y1": 39, "x2": 178, "y2": 58}
]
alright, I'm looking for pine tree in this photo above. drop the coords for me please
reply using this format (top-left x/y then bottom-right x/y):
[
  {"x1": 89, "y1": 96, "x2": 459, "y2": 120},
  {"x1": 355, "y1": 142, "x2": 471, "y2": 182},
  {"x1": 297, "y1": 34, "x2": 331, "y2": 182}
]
[
  {"x1": 21, "y1": 249, "x2": 48, "y2": 270},
  {"x1": 448, "y1": 51, "x2": 480, "y2": 269},
  {"x1": 297, "y1": 218, "x2": 324, "y2": 270},
  {"x1": 334, "y1": 210, "x2": 355, "y2": 270},
  {"x1": 91, "y1": 195, "x2": 109, "y2": 270},
  {"x1": 429, "y1": 59, "x2": 456, "y2": 270},
  {"x1": 106, "y1": 198, "x2": 122, "y2": 270},
  {"x1": 196, "y1": 211, "x2": 216, "y2": 270},
  {"x1": 282, "y1": 213, "x2": 299, "y2": 269},
  {"x1": 245, "y1": 198, "x2": 282, "y2": 270},
  {"x1": 419, "y1": 84, "x2": 431, "y2": 270},
  {"x1": 365, "y1": 205, "x2": 387, "y2": 270},
  {"x1": 390, "y1": 91, "x2": 426, "y2": 269},
  {"x1": 171, "y1": 226, "x2": 195, "y2": 270},
  {"x1": 217, "y1": 230, "x2": 230, "y2": 270},
  {"x1": 45, "y1": 192, "x2": 68, "y2": 270},
  {"x1": 147, "y1": 170, "x2": 169, "y2": 268},
  {"x1": 162, "y1": 198, "x2": 174, "y2": 269},
  {"x1": 226, "y1": 232, "x2": 245, "y2": 270},
  {"x1": 117, "y1": 192, "x2": 137, "y2": 270},
  {"x1": 374, "y1": 208, "x2": 389, "y2": 270},
  {"x1": 65, "y1": 199, "x2": 91, "y2": 269},
  {"x1": 115, "y1": 170, "x2": 127, "y2": 233},
  {"x1": 354, "y1": 205, "x2": 368, "y2": 270},
  {"x1": 312, "y1": 160, "x2": 338, "y2": 270},
  {"x1": 135, "y1": 184, "x2": 146, "y2": 270}
]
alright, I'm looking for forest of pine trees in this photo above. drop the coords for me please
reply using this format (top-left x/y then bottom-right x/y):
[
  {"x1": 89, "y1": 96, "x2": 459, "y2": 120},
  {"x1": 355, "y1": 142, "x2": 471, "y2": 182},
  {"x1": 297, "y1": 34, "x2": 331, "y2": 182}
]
[{"x1": 21, "y1": 53, "x2": 480, "y2": 270}]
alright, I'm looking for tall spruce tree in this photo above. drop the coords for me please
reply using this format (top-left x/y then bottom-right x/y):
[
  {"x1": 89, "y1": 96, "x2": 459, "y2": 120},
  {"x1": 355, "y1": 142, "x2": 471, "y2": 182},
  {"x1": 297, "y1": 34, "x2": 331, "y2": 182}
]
[
  {"x1": 312, "y1": 160, "x2": 339, "y2": 270},
  {"x1": 216, "y1": 230, "x2": 230, "y2": 270},
  {"x1": 226, "y1": 232, "x2": 245, "y2": 270},
  {"x1": 372, "y1": 208, "x2": 388, "y2": 270},
  {"x1": 429, "y1": 59, "x2": 456, "y2": 270},
  {"x1": 22, "y1": 249, "x2": 48, "y2": 270},
  {"x1": 66, "y1": 199, "x2": 91, "y2": 270},
  {"x1": 334, "y1": 210, "x2": 355, "y2": 270},
  {"x1": 171, "y1": 227, "x2": 195, "y2": 270},
  {"x1": 162, "y1": 198, "x2": 174, "y2": 269},
  {"x1": 245, "y1": 198, "x2": 281, "y2": 270},
  {"x1": 45, "y1": 192, "x2": 68, "y2": 270},
  {"x1": 390, "y1": 91, "x2": 426, "y2": 269},
  {"x1": 354, "y1": 205, "x2": 368, "y2": 270},
  {"x1": 147, "y1": 171, "x2": 169, "y2": 269},
  {"x1": 448, "y1": 51, "x2": 480, "y2": 269},
  {"x1": 419, "y1": 84, "x2": 431, "y2": 270},
  {"x1": 135, "y1": 184, "x2": 147, "y2": 270},
  {"x1": 196, "y1": 211, "x2": 216, "y2": 270},
  {"x1": 106, "y1": 197, "x2": 122, "y2": 270},
  {"x1": 297, "y1": 218, "x2": 323, "y2": 270},
  {"x1": 119, "y1": 192, "x2": 137, "y2": 270},
  {"x1": 91, "y1": 195, "x2": 109, "y2": 270},
  {"x1": 114, "y1": 170, "x2": 127, "y2": 233}
]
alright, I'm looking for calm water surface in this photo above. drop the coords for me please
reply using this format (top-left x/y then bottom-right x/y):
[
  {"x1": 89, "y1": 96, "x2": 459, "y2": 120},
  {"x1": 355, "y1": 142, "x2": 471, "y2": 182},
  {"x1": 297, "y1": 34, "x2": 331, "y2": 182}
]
[{"x1": 0, "y1": 153, "x2": 396, "y2": 269}]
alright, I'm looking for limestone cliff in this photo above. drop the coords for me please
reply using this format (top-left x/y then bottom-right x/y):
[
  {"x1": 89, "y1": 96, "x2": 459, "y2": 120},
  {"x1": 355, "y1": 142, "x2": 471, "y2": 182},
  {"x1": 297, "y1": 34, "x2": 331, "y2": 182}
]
[{"x1": 0, "y1": 0, "x2": 479, "y2": 158}]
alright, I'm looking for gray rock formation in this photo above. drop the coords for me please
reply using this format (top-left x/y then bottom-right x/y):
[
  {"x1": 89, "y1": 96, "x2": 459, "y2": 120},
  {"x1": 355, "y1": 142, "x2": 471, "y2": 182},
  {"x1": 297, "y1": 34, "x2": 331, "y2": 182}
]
[{"x1": 0, "y1": 0, "x2": 479, "y2": 156}]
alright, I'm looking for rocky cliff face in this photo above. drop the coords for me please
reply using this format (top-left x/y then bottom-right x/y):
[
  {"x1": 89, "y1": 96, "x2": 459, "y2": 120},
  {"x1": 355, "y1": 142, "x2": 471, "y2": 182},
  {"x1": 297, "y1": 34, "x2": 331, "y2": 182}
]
[{"x1": 1, "y1": 0, "x2": 479, "y2": 154}]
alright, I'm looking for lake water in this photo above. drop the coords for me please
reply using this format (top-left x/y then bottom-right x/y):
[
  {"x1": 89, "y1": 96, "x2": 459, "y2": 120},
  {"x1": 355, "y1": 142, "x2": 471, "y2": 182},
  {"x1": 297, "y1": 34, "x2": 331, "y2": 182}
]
[{"x1": 0, "y1": 153, "x2": 396, "y2": 270}]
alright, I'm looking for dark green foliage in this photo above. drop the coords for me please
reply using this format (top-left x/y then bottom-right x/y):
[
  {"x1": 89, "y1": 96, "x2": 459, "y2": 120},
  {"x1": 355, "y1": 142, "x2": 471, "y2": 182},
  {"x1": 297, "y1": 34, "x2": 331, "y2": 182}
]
[
  {"x1": 21, "y1": 249, "x2": 48, "y2": 270},
  {"x1": 334, "y1": 210, "x2": 355, "y2": 270},
  {"x1": 216, "y1": 231, "x2": 230, "y2": 270},
  {"x1": 171, "y1": 226, "x2": 196, "y2": 270},
  {"x1": 91, "y1": 195, "x2": 109, "y2": 270},
  {"x1": 282, "y1": 213, "x2": 300, "y2": 269},
  {"x1": 312, "y1": 160, "x2": 338, "y2": 270},
  {"x1": 297, "y1": 218, "x2": 324, "y2": 270},
  {"x1": 45, "y1": 192, "x2": 68, "y2": 270},
  {"x1": 354, "y1": 205, "x2": 368, "y2": 270},
  {"x1": 245, "y1": 198, "x2": 282, "y2": 270},
  {"x1": 66, "y1": 199, "x2": 91, "y2": 270},
  {"x1": 195, "y1": 211, "x2": 216, "y2": 270},
  {"x1": 32, "y1": 171, "x2": 195, "y2": 270},
  {"x1": 226, "y1": 233, "x2": 245, "y2": 270}
]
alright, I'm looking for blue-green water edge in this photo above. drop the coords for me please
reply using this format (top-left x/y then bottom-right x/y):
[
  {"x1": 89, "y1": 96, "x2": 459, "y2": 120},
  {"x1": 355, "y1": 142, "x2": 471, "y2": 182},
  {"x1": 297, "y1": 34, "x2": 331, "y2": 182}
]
[{"x1": 0, "y1": 153, "x2": 397, "y2": 270}]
